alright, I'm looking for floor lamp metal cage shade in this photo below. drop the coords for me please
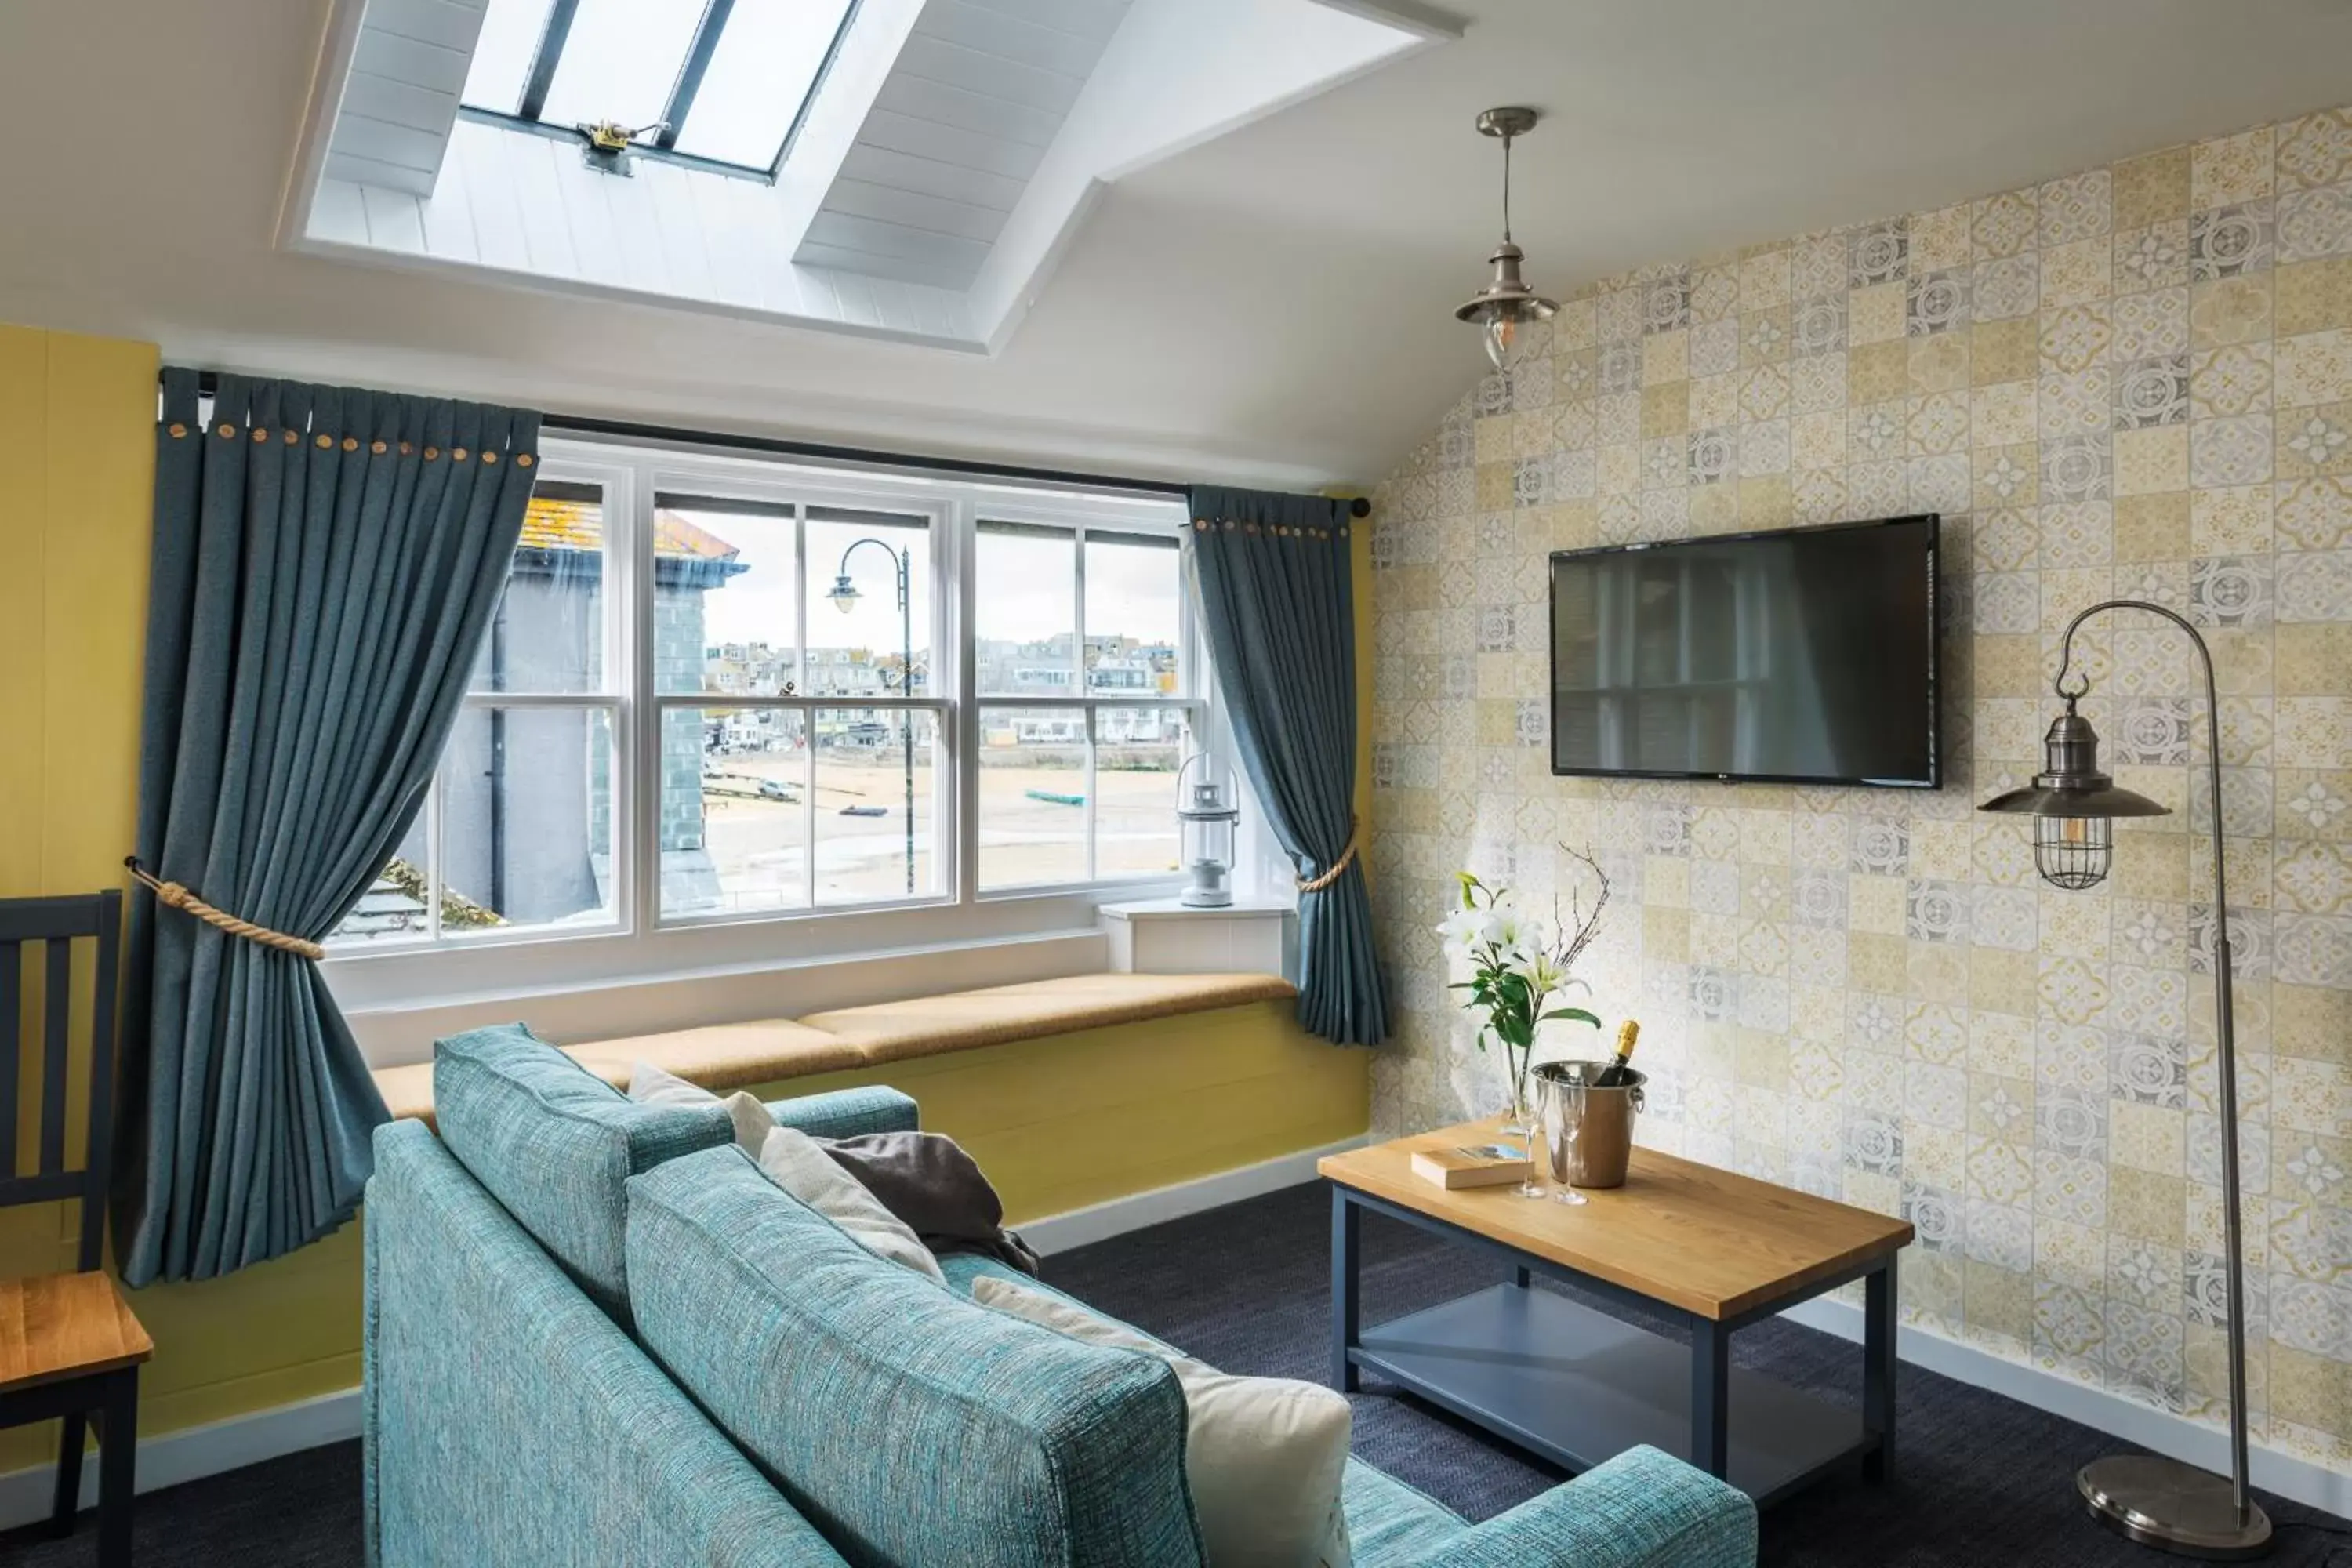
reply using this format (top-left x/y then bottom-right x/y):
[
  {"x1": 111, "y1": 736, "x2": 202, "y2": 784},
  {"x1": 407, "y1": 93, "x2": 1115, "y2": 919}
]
[
  {"x1": 1980, "y1": 599, "x2": 2270, "y2": 1560},
  {"x1": 1979, "y1": 699, "x2": 2170, "y2": 890}
]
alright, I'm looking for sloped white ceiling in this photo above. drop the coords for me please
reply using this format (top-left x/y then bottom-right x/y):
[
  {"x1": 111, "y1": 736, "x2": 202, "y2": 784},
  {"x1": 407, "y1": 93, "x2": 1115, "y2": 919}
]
[
  {"x1": 5, "y1": 2, "x2": 2352, "y2": 488},
  {"x1": 798, "y1": 0, "x2": 1135, "y2": 289},
  {"x1": 292, "y1": 0, "x2": 1434, "y2": 351},
  {"x1": 322, "y1": 0, "x2": 485, "y2": 194}
]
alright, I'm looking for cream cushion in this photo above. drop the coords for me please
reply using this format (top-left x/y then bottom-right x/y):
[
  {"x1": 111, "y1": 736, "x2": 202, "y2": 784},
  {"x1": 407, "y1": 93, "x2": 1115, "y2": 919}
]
[
  {"x1": 626, "y1": 1060, "x2": 775, "y2": 1154},
  {"x1": 754, "y1": 1125, "x2": 946, "y2": 1285},
  {"x1": 973, "y1": 1275, "x2": 1352, "y2": 1568}
]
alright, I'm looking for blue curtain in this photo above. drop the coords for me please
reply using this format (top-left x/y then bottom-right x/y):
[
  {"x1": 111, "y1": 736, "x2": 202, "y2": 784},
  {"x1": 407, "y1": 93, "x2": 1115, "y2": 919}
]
[
  {"x1": 118, "y1": 369, "x2": 542, "y2": 1284},
  {"x1": 1187, "y1": 487, "x2": 1387, "y2": 1046}
]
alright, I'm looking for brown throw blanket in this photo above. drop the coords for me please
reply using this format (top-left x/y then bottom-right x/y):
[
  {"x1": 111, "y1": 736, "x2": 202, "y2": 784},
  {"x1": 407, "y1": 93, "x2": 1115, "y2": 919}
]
[{"x1": 822, "y1": 1132, "x2": 1040, "y2": 1276}]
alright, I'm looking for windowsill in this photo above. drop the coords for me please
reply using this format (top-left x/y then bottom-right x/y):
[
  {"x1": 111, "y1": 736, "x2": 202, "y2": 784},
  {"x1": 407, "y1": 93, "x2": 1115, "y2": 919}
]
[{"x1": 1098, "y1": 896, "x2": 1298, "y2": 920}]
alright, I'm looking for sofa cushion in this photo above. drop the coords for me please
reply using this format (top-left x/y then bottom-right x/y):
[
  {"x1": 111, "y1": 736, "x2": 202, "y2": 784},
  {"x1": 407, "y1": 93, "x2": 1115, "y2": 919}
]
[
  {"x1": 753, "y1": 1126, "x2": 945, "y2": 1284},
  {"x1": 627, "y1": 1146, "x2": 1204, "y2": 1568},
  {"x1": 974, "y1": 1274, "x2": 1352, "y2": 1568},
  {"x1": 940, "y1": 1251, "x2": 1033, "y2": 1297},
  {"x1": 629, "y1": 1059, "x2": 776, "y2": 1152},
  {"x1": 939, "y1": 1259, "x2": 1465, "y2": 1565},
  {"x1": 1338, "y1": 1463, "x2": 1465, "y2": 1563},
  {"x1": 434, "y1": 1023, "x2": 732, "y2": 1317}
]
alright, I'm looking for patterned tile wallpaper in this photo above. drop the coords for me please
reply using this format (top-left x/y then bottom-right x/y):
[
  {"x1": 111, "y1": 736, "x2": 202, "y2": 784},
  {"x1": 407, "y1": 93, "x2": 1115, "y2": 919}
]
[{"x1": 1365, "y1": 103, "x2": 2352, "y2": 1469}]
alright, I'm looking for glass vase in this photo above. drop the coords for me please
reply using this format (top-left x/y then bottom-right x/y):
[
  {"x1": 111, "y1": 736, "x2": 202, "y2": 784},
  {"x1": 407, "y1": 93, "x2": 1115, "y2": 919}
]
[{"x1": 1495, "y1": 1035, "x2": 1535, "y2": 1138}]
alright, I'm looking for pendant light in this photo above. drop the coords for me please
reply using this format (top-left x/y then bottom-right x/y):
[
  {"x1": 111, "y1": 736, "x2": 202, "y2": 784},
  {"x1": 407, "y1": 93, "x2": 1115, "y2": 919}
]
[{"x1": 1455, "y1": 107, "x2": 1557, "y2": 373}]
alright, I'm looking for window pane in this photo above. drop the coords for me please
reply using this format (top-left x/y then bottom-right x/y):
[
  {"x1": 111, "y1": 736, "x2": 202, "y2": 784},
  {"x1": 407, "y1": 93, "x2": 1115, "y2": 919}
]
[
  {"x1": 655, "y1": 495, "x2": 796, "y2": 696},
  {"x1": 670, "y1": 0, "x2": 855, "y2": 169},
  {"x1": 1095, "y1": 707, "x2": 1190, "y2": 880},
  {"x1": 332, "y1": 806, "x2": 434, "y2": 944},
  {"x1": 437, "y1": 706, "x2": 619, "y2": 933},
  {"x1": 979, "y1": 706, "x2": 1087, "y2": 890},
  {"x1": 535, "y1": 0, "x2": 704, "y2": 136},
  {"x1": 805, "y1": 509, "x2": 931, "y2": 698},
  {"x1": 976, "y1": 521, "x2": 1076, "y2": 698},
  {"x1": 459, "y1": 0, "x2": 554, "y2": 114},
  {"x1": 815, "y1": 707, "x2": 938, "y2": 904},
  {"x1": 662, "y1": 706, "x2": 808, "y2": 919},
  {"x1": 1084, "y1": 532, "x2": 1182, "y2": 695},
  {"x1": 475, "y1": 481, "x2": 608, "y2": 694}
]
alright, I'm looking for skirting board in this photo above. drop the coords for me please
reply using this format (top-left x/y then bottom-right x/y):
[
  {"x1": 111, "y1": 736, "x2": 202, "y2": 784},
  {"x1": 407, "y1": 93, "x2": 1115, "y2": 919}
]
[
  {"x1": 0, "y1": 1135, "x2": 1370, "y2": 1528},
  {"x1": 1022, "y1": 1134, "x2": 1374, "y2": 1256},
  {"x1": 1778, "y1": 1296, "x2": 2352, "y2": 1520},
  {"x1": 0, "y1": 1386, "x2": 362, "y2": 1531}
]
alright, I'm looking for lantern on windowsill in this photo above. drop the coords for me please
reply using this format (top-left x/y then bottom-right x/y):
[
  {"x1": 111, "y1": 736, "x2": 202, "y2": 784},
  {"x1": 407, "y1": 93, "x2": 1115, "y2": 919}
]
[{"x1": 1176, "y1": 756, "x2": 1240, "y2": 908}]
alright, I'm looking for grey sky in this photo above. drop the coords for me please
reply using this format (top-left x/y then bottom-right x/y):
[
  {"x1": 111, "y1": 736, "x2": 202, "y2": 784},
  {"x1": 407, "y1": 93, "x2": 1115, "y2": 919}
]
[{"x1": 682, "y1": 510, "x2": 1181, "y2": 662}]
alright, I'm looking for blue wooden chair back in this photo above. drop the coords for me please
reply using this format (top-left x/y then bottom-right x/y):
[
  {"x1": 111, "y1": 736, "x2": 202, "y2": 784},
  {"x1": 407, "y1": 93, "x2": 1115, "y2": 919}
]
[{"x1": 0, "y1": 891, "x2": 123, "y2": 1275}]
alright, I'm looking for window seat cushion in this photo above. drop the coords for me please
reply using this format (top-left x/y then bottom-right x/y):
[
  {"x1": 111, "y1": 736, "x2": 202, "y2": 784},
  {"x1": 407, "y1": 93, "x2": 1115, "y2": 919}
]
[
  {"x1": 373, "y1": 971, "x2": 1300, "y2": 1127},
  {"x1": 565, "y1": 1020, "x2": 864, "y2": 1094},
  {"x1": 793, "y1": 971, "x2": 1298, "y2": 1065}
]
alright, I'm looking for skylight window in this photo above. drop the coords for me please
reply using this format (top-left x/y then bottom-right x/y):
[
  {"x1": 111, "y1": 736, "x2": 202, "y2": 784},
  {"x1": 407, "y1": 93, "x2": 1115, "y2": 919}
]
[{"x1": 459, "y1": 0, "x2": 861, "y2": 178}]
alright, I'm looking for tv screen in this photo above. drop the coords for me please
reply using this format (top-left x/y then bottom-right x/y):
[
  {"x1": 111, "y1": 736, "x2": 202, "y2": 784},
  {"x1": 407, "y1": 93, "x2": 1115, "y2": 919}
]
[{"x1": 1549, "y1": 516, "x2": 1939, "y2": 788}]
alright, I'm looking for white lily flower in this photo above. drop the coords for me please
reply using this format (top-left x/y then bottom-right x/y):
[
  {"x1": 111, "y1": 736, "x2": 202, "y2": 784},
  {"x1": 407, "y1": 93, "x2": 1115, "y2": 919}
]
[{"x1": 1433, "y1": 908, "x2": 1486, "y2": 954}]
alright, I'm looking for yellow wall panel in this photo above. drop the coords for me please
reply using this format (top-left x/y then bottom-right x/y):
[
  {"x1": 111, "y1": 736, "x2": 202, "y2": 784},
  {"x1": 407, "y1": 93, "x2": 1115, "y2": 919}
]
[
  {"x1": 735, "y1": 1004, "x2": 1370, "y2": 1224},
  {"x1": 0, "y1": 325, "x2": 49, "y2": 898},
  {"x1": 40, "y1": 332, "x2": 155, "y2": 892}
]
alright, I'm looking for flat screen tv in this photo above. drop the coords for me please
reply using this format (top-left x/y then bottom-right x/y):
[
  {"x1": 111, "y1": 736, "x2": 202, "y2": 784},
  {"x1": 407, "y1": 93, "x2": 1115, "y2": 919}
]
[{"x1": 1548, "y1": 515, "x2": 1940, "y2": 788}]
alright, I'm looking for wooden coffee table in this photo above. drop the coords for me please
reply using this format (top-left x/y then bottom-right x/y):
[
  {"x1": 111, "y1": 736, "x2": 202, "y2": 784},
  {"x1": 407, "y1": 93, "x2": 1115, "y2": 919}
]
[{"x1": 1320, "y1": 1120, "x2": 1914, "y2": 1504}]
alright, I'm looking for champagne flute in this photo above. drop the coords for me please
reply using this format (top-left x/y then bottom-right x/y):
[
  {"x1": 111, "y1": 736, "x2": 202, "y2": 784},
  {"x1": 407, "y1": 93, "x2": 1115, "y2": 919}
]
[
  {"x1": 1514, "y1": 1056, "x2": 1549, "y2": 1196},
  {"x1": 1550, "y1": 1074, "x2": 1589, "y2": 1206},
  {"x1": 1515, "y1": 1112, "x2": 1548, "y2": 1199}
]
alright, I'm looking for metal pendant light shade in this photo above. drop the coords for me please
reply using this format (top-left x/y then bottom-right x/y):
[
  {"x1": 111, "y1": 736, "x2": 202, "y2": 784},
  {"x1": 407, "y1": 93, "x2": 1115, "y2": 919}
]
[{"x1": 1457, "y1": 107, "x2": 1557, "y2": 372}]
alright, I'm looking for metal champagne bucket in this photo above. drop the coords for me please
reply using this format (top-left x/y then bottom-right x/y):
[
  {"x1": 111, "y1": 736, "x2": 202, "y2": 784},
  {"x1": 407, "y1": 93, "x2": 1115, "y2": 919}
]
[{"x1": 1533, "y1": 1060, "x2": 1646, "y2": 1190}]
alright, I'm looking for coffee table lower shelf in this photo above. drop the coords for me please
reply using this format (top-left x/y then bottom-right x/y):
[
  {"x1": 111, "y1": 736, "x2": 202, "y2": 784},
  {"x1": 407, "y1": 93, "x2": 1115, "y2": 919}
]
[{"x1": 1351, "y1": 1283, "x2": 1873, "y2": 1505}]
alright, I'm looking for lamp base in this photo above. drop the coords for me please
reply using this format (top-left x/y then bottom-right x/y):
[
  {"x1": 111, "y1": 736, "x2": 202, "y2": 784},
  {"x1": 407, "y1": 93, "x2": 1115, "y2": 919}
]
[{"x1": 2078, "y1": 1456, "x2": 2270, "y2": 1559}]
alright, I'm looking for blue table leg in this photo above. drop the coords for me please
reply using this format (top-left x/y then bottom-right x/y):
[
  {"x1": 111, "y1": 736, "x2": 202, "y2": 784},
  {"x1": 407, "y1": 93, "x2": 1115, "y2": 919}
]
[
  {"x1": 1691, "y1": 1317, "x2": 1729, "y2": 1478},
  {"x1": 1864, "y1": 1254, "x2": 1897, "y2": 1482},
  {"x1": 1331, "y1": 1185, "x2": 1360, "y2": 1392}
]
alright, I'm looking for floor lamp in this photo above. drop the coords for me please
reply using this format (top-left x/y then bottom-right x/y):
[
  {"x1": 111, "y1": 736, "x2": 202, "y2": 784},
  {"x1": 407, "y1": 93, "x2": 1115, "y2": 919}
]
[{"x1": 1980, "y1": 598, "x2": 2270, "y2": 1559}]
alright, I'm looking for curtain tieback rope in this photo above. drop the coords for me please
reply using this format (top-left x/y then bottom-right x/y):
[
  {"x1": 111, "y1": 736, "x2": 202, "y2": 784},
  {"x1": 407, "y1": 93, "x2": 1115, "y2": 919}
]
[
  {"x1": 1297, "y1": 816, "x2": 1363, "y2": 895},
  {"x1": 124, "y1": 857, "x2": 326, "y2": 961}
]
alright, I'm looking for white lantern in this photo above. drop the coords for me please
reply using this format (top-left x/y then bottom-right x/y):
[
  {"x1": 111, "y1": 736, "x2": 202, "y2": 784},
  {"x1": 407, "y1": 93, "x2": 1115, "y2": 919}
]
[{"x1": 1175, "y1": 755, "x2": 1240, "y2": 908}]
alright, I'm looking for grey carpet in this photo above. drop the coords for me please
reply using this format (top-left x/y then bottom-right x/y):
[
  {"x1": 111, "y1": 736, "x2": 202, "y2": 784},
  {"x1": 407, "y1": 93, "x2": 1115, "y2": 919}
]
[
  {"x1": 0, "y1": 1434, "x2": 361, "y2": 1566},
  {"x1": 1044, "y1": 1183, "x2": 2352, "y2": 1568},
  {"x1": 5, "y1": 1180, "x2": 2347, "y2": 1566}
]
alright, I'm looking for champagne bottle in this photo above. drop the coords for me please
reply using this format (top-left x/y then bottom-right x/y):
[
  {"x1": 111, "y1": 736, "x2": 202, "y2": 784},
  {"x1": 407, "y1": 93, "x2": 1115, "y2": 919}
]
[{"x1": 1591, "y1": 1019, "x2": 1639, "y2": 1088}]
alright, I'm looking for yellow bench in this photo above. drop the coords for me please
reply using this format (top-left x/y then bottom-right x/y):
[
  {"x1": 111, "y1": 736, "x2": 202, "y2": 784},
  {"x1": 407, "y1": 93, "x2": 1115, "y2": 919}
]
[{"x1": 371, "y1": 971, "x2": 1300, "y2": 1129}]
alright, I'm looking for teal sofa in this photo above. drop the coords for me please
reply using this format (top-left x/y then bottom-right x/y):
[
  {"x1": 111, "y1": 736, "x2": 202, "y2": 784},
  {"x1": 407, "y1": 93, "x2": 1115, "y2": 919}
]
[{"x1": 364, "y1": 1024, "x2": 1758, "y2": 1566}]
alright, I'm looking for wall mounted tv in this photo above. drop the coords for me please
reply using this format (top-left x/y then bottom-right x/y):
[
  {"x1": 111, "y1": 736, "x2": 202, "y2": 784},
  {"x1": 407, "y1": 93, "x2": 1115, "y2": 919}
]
[{"x1": 1548, "y1": 515, "x2": 1940, "y2": 789}]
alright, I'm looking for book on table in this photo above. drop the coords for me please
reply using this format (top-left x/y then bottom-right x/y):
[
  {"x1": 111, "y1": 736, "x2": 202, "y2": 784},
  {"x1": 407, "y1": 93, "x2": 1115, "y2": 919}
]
[{"x1": 1410, "y1": 1141, "x2": 1532, "y2": 1190}]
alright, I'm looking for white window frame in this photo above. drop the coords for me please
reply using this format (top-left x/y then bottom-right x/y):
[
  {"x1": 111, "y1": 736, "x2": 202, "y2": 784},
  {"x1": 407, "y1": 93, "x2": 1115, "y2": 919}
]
[
  {"x1": 641, "y1": 459, "x2": 956, "y2": 930},
  {"x1": 322, "y1": 434, "x2": 1203, "y2": 1001},
  {"x1": 969, "y1": 492, "x2": 1207, "y2": 898}
]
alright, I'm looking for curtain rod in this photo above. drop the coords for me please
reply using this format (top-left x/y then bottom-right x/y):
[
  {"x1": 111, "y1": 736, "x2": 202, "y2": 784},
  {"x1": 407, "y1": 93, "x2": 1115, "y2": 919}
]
[{"x1": 175, "y1": 369, "x2": 1371, "y2": 518}]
